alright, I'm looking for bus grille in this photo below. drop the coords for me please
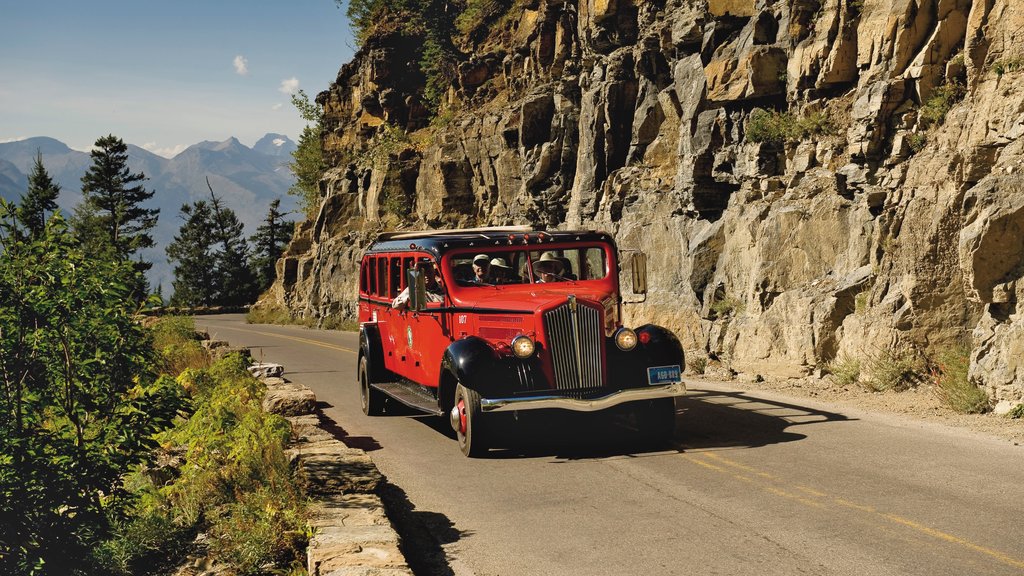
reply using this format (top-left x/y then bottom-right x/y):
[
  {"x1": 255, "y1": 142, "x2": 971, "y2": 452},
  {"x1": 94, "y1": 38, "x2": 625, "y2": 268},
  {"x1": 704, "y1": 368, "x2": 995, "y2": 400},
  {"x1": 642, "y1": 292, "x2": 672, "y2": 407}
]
[{"x1": 543, "y1": 296, "x2": 604, "y2": 390}]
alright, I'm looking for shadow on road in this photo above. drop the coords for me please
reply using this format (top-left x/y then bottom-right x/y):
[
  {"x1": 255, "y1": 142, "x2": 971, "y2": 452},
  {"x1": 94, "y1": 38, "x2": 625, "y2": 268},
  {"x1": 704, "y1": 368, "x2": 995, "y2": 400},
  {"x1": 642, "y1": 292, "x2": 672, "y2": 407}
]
[
  {"x1": 378, "y1": 481, "x2": 467, "y2": 576},
  {"x1": 315, "y1": 402, "x2": 383, "y2": 452},
  {"x1": 406, "y1": 387, "x2": 854, "y2": 460},
  {"x1": 676, "y1": 388, "x2": 853, "y2": 451}
]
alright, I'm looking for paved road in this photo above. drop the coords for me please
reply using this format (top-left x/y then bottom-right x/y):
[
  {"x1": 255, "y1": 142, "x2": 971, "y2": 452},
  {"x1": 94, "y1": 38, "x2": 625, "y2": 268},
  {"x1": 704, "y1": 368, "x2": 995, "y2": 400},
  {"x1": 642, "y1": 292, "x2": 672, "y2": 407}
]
[{"x1": 197, "y1": 314, "x2": 1024, "y2": 576}]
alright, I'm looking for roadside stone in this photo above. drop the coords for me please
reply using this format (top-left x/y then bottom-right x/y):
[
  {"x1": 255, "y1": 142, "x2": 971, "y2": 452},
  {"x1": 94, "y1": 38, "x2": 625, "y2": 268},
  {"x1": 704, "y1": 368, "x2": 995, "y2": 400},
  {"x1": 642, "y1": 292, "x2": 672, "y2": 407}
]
[
  {"x1": 287, "y1": 414, "x2": 335, "y2": 443},
  {"x1": 263, "y1": 381, "x2": 317, "y2": 416},
  {"x1": 288, "y1": 440, "x2": 383, "y2": 495}
]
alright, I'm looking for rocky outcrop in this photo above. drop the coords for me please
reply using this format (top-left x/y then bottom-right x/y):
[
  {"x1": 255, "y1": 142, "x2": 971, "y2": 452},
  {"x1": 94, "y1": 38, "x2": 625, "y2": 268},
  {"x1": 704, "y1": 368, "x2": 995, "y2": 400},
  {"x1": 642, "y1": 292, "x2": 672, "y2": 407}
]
[{"x1": 260, "y1": 0, "x2": 1024, "y2": 406}]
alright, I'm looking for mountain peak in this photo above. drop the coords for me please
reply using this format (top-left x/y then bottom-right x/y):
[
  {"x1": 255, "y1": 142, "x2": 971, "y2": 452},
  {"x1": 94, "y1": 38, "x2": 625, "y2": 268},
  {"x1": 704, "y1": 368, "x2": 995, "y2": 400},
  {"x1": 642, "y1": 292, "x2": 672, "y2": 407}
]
[{"x1": 253, "y1": 133, "x2": 297, "y2": 158}]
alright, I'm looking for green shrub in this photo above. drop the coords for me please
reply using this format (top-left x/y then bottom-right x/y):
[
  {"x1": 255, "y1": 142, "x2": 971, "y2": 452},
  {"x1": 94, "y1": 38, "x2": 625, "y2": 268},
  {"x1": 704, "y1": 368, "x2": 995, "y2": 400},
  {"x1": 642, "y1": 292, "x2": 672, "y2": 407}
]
[
  {"x1": 826, "y1": 354, "x2": 862, "y2": 388},
  {"x1": 746, "y1": 109, "x2": 834, "y2": 145},
  {"x1": 455, "y1": 0, "x2": 510, "y2": 38},
  {"x1": 907, "y1": 132, "x2": 928, "y2": 154},
  {"x1": 920, "y1": 81, "x2": 965, "y2": 128},
  {"x1": 931, "y1": 347, "x2": 989, "y2": 414},
  {"x1": 862, "y1": 346, "x2": 921, "y2": 392},
  {"x1": 208, "y1": 485, "x2": 309, "y2": 575},
  {"x1": 992, "y1": 57, "x2": 1024, "y2": 77},
  {"x1": 710, "y1": 296, "x2": 744, "y2": 319},
  {"x1": 94, "y1": 509, "x2": 191, "y2": 576},
  {"x1": 688, "y1": 356, "x2": 708, "y2": 375},
  {"x1": 1008, "y1": 404, "x2": 1024, "y2": 419},
  {"x1": 135, "y1": 354, "x2": 306, "y2": 572}
]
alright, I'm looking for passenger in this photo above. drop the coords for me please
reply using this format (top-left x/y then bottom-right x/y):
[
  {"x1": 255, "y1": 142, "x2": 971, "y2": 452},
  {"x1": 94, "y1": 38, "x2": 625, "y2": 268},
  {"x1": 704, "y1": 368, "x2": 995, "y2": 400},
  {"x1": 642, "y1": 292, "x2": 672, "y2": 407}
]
[
  {"x1": 488, "y1": 257, "x2": 515, "y2": 284},
  {"x1": 461, "y1": 253, "x2": 491, "y2": 284},
  {"x1": 392, "y1": 261, "x2": 444, "y2": 310},
  {"x1": 533, "y1": 252, "x2": 565, "y2": 283}
]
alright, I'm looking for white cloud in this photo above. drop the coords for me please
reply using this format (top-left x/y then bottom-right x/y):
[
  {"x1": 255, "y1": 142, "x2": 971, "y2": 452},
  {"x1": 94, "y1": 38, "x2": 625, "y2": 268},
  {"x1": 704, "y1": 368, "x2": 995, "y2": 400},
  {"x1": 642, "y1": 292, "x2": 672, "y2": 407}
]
[
  {"x1": 233, "y1": 55, "x2": 249, "y2": 76},
  {"x1": 271, "y1": 103, "x2": 284, "y2": 111},
  {"x1": 142, "y1": 142, "x2": 187, "y2": 158},
  {"x1": 279, "y1": 77, "x2": 299, "y2": 95}
]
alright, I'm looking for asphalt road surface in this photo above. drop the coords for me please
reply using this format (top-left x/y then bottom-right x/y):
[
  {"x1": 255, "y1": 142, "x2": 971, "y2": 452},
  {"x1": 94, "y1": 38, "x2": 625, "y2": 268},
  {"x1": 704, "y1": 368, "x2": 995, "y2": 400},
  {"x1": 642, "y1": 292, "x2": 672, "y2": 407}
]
[{"x1": 196, "y1": 314, "x2": 1024, "y2": 576}]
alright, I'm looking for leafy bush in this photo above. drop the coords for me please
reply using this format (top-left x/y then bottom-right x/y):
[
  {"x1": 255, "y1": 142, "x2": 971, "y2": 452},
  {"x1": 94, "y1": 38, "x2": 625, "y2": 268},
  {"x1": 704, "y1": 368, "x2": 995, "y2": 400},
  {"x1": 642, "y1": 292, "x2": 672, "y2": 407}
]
[
  {"x1": 931, "y1": 347, "x2": 989, "y2": 414},
  {"x1": 1008, "y1": 404, "x2": 1024, "y2": 419},
  {"x1": 158, "y1": 354, "x2": 306, "y2": 571},
  {"x1": 0, "y1": 205, "x2": 188, "y2": 575}
]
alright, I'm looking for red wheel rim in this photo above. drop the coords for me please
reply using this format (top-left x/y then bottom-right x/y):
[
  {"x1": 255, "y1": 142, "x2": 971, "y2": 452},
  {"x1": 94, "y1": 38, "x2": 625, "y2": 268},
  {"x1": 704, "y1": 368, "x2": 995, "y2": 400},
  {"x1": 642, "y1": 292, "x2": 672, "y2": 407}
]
[{"x1": 457, "y1": 398, "x2": 467, "y2": 435}]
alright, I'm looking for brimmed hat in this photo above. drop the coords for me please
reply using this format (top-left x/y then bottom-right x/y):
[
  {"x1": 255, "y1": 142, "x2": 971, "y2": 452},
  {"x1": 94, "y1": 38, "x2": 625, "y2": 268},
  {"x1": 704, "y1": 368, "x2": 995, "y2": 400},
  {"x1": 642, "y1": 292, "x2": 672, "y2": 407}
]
[
  {"x1": 490, "y1": 257, "x2": 511, "y2": 269},
  {"x1": 472, "y1": 253, "x2": 490, "y2": 264},
  {"x1": 534, "y1": 251, "x2": 564, "y2": 273}
]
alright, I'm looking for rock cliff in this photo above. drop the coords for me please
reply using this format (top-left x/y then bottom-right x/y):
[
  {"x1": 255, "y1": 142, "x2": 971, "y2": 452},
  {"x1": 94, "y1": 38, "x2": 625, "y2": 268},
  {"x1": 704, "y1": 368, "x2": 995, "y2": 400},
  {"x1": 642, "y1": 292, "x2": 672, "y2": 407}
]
[{"x1": 261, "y1": 0, "x2": 1024, "y2": 405}]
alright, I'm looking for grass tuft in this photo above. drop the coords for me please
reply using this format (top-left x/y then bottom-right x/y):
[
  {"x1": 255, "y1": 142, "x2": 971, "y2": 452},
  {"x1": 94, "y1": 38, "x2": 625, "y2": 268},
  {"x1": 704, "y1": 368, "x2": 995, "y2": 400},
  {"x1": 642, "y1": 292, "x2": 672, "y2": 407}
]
[{"x1": 930, "y1": 347, "x2": 989, "y2": 414}]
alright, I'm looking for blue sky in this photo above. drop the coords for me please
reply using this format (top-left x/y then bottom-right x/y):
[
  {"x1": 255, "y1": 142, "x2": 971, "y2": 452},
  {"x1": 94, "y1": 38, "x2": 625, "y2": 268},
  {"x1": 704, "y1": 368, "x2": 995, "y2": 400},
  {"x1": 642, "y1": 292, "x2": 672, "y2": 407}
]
[{"x1": 0, "y1": 0, "x2": 355, "y2": 157}]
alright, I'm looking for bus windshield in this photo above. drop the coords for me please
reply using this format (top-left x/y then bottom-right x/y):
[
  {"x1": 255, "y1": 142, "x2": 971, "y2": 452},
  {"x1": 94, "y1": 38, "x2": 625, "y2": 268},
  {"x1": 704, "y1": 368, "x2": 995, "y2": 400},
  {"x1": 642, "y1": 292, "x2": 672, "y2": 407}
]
[{"x1": 449, "y1": 247, "x2": 608, "y2": 286}]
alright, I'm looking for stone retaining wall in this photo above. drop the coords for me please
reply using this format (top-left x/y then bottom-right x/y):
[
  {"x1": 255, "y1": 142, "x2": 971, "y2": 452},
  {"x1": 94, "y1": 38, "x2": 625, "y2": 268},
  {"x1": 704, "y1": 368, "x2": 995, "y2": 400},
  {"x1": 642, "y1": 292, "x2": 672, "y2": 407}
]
[{"x1": 258, "y1": 374, "x2": 413, "y2": 575}]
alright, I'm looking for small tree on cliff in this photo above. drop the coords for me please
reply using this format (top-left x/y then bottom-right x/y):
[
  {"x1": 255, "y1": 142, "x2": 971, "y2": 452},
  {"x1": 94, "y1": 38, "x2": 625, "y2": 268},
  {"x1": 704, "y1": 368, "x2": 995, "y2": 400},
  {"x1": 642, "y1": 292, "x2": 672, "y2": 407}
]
[
  {"x1": 288, "y1": 90, "x2": 326, "y2": 219},
  {"x1": 250, "y1": 198, "x2": 295, "y2": 292}
]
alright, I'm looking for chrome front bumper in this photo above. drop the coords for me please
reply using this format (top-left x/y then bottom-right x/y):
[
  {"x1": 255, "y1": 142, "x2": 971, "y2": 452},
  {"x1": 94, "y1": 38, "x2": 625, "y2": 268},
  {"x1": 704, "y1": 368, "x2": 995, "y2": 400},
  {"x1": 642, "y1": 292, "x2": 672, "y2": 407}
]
[{"x1": 479, "y1": 382, "x2": 686, "y2": 413}]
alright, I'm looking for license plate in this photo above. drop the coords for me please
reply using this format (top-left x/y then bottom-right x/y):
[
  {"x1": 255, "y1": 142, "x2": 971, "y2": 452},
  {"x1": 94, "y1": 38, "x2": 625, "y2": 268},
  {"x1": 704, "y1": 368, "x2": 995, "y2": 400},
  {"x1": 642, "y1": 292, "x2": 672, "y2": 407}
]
[{"x1": 647, "y1": 365, "x2": 682, "y2": 385}]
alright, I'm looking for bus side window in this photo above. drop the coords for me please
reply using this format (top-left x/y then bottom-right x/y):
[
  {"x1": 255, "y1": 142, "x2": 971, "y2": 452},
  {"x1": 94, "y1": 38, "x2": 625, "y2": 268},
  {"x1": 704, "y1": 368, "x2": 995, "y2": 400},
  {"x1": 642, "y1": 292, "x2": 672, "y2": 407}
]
[
  {"x1": 367, "y1": 257, "x2": 377, "y2": 295},
  {"x1": 389, "y1": 257, "x2": 402, "y2": 298},
  {"x1": 377, "y1": 257, "x2": 388, "y2": 298}
]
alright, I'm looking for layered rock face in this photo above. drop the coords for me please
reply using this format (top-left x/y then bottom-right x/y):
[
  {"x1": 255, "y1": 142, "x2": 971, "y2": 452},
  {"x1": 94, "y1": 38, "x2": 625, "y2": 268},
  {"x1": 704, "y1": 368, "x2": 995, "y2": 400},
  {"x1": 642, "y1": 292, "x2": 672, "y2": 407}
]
[{"x1": 264, "y1": 0, "x2": 1024, "y2": 404}]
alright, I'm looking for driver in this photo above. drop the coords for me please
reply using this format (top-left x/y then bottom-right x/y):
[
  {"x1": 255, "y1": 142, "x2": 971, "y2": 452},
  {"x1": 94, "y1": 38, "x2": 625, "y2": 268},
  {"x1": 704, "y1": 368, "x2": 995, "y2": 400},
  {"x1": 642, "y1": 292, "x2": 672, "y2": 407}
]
[
  {"x1": 533, "y1": 252, "x2": 564, "y2": 283},
  {"x1": 392, "y1": 261, "x2": 444, "y2": 310}
]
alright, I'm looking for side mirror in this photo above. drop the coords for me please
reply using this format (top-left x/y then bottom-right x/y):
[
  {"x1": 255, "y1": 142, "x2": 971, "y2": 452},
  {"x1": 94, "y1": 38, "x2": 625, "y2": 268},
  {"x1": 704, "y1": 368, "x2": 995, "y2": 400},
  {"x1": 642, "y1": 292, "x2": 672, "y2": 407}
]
[
  {"x1": 407, "y1": 269, "x2": 427, "y2": 312},
  {"x1": 630, "y1": 252, "x2": 648, "y2": 295}
]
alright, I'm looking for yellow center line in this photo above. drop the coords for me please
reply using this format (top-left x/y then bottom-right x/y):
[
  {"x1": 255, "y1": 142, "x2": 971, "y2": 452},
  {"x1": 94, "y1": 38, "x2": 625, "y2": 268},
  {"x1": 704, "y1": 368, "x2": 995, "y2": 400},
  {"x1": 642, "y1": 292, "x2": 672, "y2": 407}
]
[
  {"x1": 202, "y1": 323, "x2": 357, "y2": 354},
  {"x1": 703, "y1": 452, "x2": 776, "y2": 479},
  {"x1": 882, "y1": 514, "x2": 1024, "y2": 570},
  {"x1": 683, "y1": 452, "x2": 1024, "y2": 570}
]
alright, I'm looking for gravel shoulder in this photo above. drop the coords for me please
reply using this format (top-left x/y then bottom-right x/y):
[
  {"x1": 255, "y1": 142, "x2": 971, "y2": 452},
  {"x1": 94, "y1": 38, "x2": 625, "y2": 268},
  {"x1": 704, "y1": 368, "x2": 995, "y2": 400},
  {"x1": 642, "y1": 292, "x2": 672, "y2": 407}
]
[{"x1": 688, "y1": 372, "x2": 1024, "y2": 446}]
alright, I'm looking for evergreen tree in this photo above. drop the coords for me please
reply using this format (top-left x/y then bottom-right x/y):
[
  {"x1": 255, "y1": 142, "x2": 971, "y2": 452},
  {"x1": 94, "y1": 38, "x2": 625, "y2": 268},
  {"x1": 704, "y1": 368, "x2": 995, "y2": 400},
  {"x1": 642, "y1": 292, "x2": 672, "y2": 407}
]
[
  {"x1": 17, "y1": 150, "x2": 61, "y2": 240},
  {"x1": 166, "y1": 201, "x2": 218, "y2": 307},
  {"x1": 75, "y1": 134, "x2": 159, "y2": 268},
  {"x1": 206, "y1": 178, "x2": 259, "y2": 306},
  {"x1": 250, "y1": 198, "x2": 295, "y2": 292}
]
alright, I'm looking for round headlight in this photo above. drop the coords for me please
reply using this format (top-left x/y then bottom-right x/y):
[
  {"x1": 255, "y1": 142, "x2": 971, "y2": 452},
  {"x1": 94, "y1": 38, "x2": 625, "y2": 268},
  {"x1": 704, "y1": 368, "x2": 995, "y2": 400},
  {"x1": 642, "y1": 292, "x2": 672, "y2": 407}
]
[
  {"x1": 511, "y1": 335, "x2": 535, "y2": 358},
  {"x1": 614, "y1": 327, "x2": 638, "y2": 351}
]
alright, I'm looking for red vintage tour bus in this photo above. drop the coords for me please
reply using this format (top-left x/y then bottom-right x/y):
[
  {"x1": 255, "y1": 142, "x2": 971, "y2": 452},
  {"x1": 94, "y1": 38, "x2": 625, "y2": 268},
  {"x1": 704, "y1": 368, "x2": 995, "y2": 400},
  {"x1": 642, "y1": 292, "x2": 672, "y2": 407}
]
[{"x1": 357, "y1": 226, "x2": 685, "y2": 456}]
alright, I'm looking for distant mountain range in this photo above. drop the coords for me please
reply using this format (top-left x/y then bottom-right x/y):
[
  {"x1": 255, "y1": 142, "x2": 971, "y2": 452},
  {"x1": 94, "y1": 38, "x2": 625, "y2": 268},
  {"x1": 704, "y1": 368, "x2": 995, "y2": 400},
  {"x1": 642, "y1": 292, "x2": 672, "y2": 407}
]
[{"x1": 0, "y1": 134, "x2": 299, "y2": 296}]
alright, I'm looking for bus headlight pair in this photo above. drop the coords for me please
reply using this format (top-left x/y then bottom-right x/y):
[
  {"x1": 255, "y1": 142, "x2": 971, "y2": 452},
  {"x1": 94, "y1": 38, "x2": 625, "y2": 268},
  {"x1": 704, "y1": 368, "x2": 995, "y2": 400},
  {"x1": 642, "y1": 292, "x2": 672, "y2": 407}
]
[{"x1": 512, "y1": 328, "x2": 637, "y2": 357}]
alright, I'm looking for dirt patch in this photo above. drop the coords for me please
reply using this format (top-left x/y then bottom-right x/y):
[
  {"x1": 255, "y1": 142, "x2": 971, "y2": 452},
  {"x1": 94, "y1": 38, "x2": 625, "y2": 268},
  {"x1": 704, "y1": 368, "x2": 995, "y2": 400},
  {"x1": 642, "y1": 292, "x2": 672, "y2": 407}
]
[{"x1": 690, "y1": 372, "x2": 1024, "y2": 445}]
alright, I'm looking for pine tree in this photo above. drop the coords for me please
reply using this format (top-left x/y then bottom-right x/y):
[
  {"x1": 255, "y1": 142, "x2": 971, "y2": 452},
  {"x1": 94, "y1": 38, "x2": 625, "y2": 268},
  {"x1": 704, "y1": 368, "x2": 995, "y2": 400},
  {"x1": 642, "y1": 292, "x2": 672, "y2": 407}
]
[
  {"x1": 166, "y1": 201, "x2": 218, "y2": 307},
  {"x1": 250, "y1": 198, "x2": 295, "y2": 292},
  {"x1": 17, "y1": 150, "x2": 61, "y2": 240},
  {"x1": 75, "y1": 134, "x2": 159, "y2": 267},
  {"x1": 206, "y1": 178, "x2": 259, "y2": 306}
]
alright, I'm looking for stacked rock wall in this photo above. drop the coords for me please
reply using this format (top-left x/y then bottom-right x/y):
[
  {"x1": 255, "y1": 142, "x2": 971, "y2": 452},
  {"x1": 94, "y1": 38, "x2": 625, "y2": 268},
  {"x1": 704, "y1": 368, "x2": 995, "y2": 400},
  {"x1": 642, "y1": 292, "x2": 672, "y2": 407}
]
[{"x1": 262, "y1": 0, "x2": 1024, "y2": 405}]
